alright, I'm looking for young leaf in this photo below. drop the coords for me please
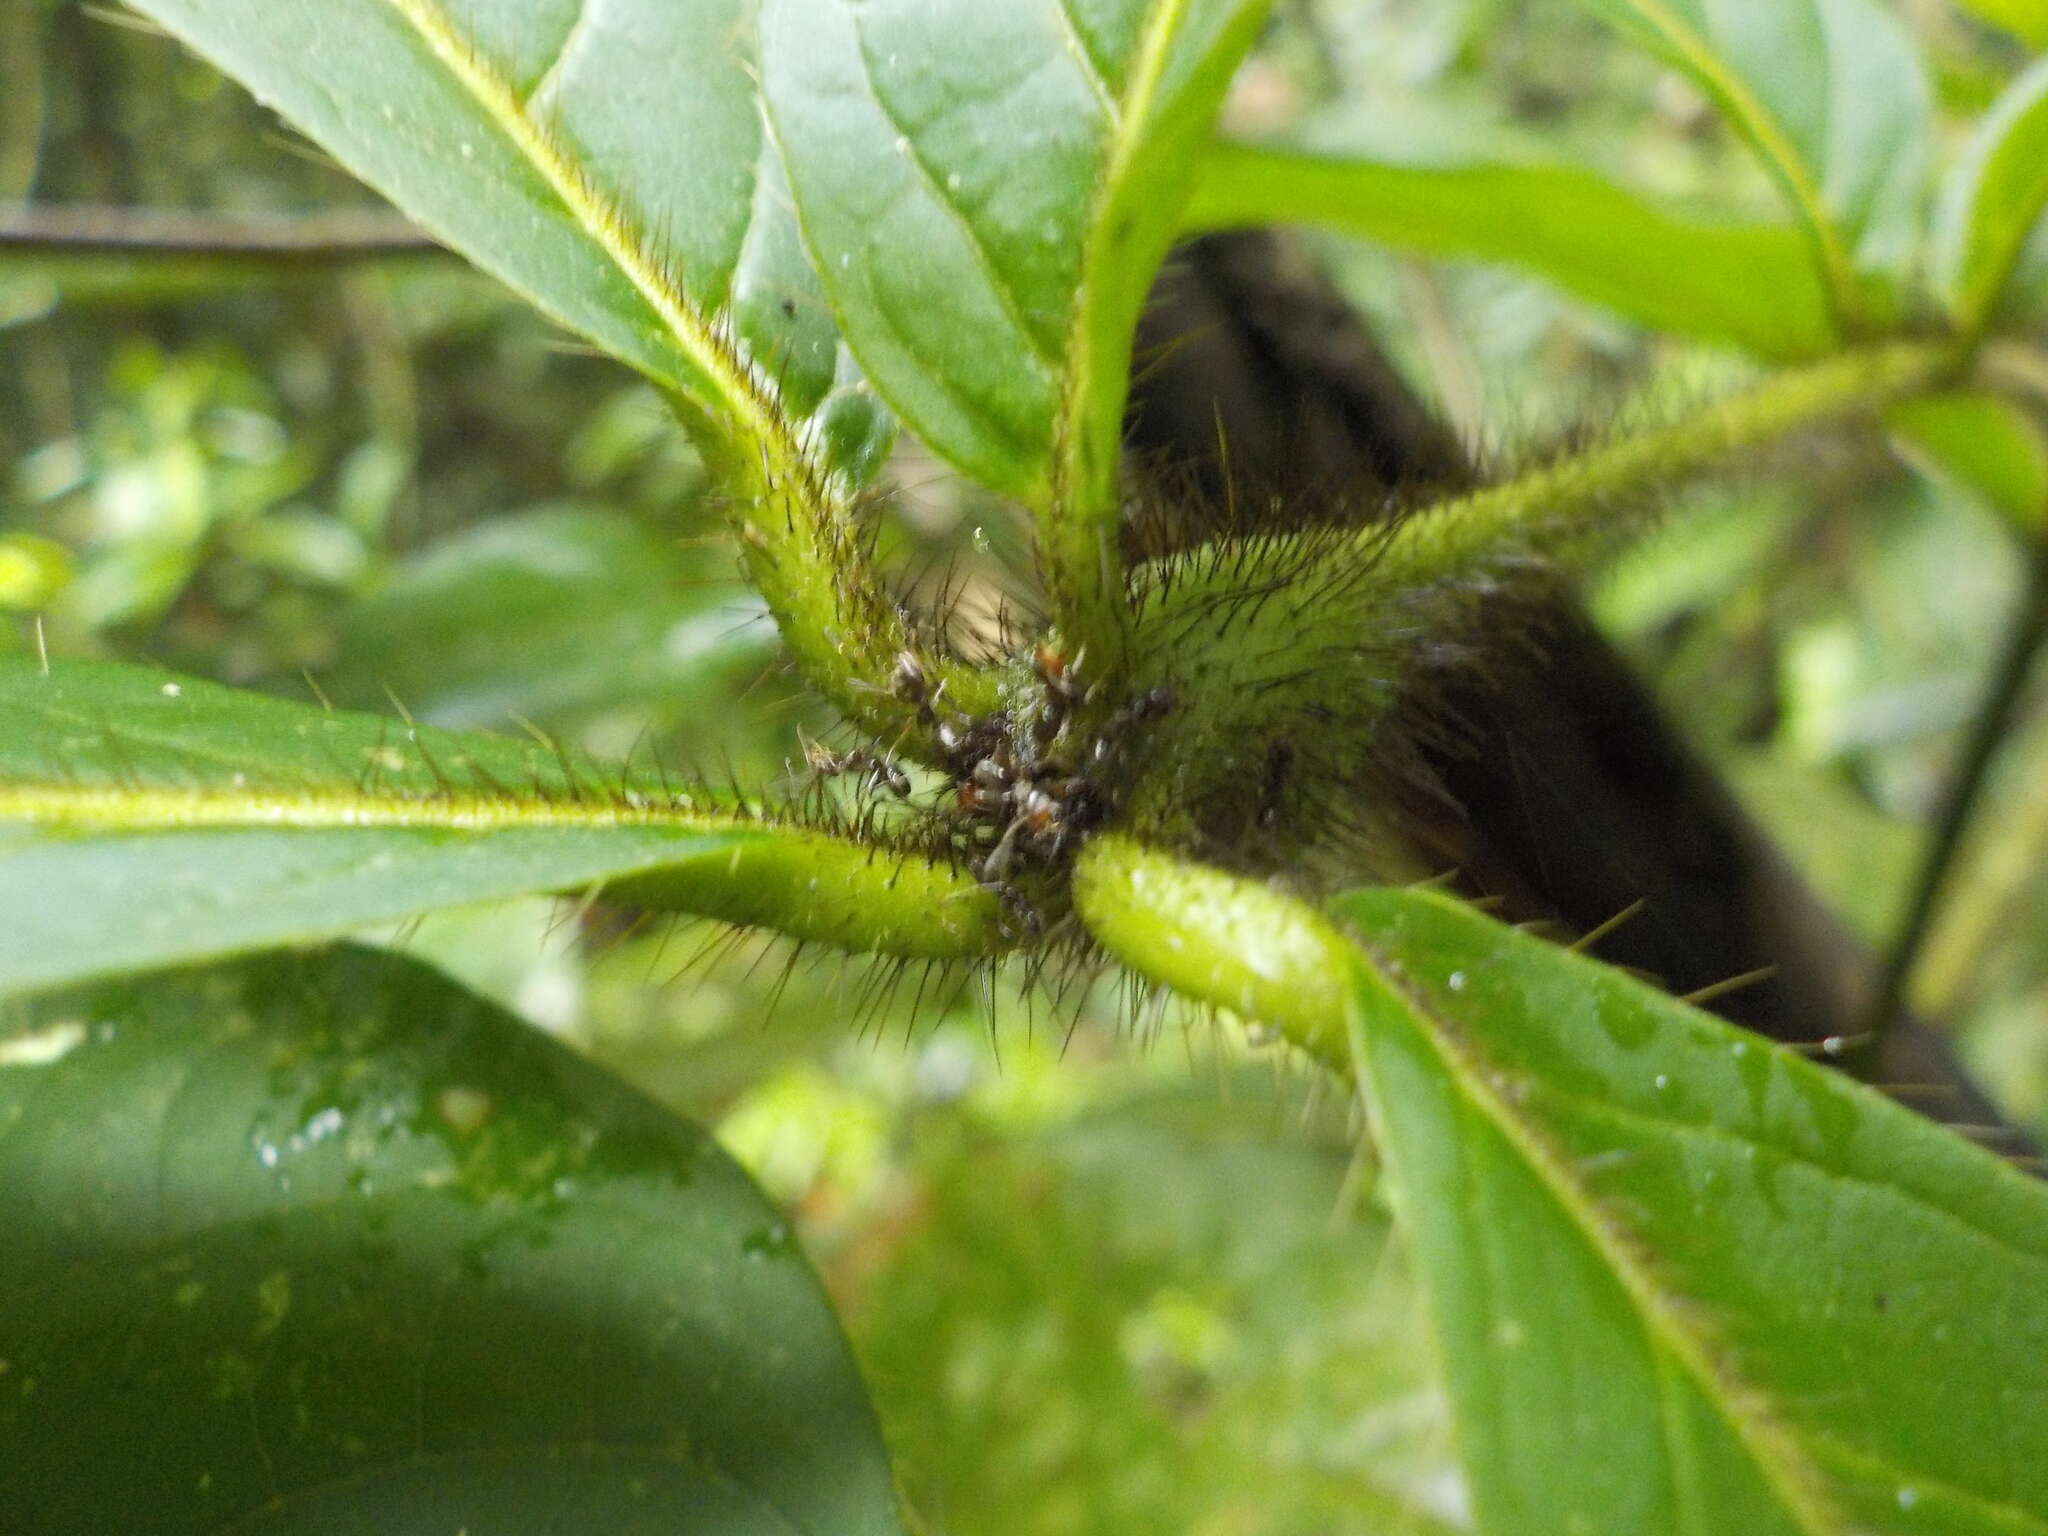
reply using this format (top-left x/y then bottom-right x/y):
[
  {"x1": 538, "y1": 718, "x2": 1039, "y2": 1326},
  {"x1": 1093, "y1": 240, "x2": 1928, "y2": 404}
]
[
  {"x1": 1946, "y1": 0, "x2": 2048, "y2": 46},
  {"x1": 0, "y1": 658, "x2": 1003, "y2": 997},
  {"x1": 1932, "y1": 54, "x2": 2048, "y2": 335},
  {"x1": 0, "y1": 945, "x2": 905, "y2": 1535},
  {"x1": 1074, "y1": 838, "x2": 2048, "y2": 1535},
  {"x1": 1336, "y1": 885, "x2": 2048, "y2": 1536},
  {"x1": 1575, "y1": 0, "x2": 1933, "y2": 323},
  {"x1": 1184, "y1": 142, "x2": 1837, "y2": 357},
  {"x1": 1887, "y1": 390, "x2": 2048, "y2": 531},
  {"x1": 759, "y1": 0, "x2": 1273, "y2": 649}
]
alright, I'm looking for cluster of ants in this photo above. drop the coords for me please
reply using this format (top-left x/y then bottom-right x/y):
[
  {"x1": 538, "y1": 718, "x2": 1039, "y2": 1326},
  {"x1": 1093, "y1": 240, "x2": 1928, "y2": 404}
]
[{"x1": 801, "y1": 643, "x2": 1173, "y2": 899}]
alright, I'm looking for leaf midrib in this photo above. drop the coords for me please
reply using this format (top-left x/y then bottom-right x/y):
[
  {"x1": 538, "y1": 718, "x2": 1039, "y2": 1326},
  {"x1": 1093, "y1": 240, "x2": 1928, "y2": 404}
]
[
  {"x1": 379, "y1": 0, "x2": 801, "y2": 472},
  {"x1": 0, "y1": 783, "x2": 758, "y2": 835},
  {"x1": 1602, "y1": 0, "x2": 1861, "y2": 331},
  {"x1": 8, "y1": 687, "x2": 641, "y2": 802},
  {"x1": 1351, "y1": 936, "x2": 1850, "y2": 1536},
  {"x1": 1054, "y1": 0, "x2": 1197, "y2": 510}
]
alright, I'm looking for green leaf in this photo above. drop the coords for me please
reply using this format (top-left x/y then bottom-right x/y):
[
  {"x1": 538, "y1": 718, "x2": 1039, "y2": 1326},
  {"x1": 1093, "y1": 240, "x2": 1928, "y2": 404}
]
[
  {"x1": 122, "y1": 0, "x2": 891, "y2": 485},
  {"x1": 1184, "y1": 142, "x2": 1837, "y2": 357},
  {"x1": 0, "y1": 945, "x2": 904, "y2": 1535},
  {"x1": 324, "y1": 505, "x2": 777, "y2": 730},
  {"x1": 114, "y1": 0, "x2": 956, "y2": 754},
  {"x1": 1335, "y1": 884, "x2": 2048, "y2": 1536},
  {"x1": 0, "y1": 658, "x2": 1003, "y2": 997},
  {"x1": 759, "y1": 0, "x2": 1271, "y2": 519},
  {"x1": 1576, "y1": 0, "x2": 1933, "y2": 321},
  {"x1": 1887, "y1": 389, "x2": 2048, "y2": 530},
  {"x1": 1946, "y1": 0, "x2": 2048, "y2": 46},
  {"x1": 1933, "y1": 54, "x2": 2048, "y2": 334}
]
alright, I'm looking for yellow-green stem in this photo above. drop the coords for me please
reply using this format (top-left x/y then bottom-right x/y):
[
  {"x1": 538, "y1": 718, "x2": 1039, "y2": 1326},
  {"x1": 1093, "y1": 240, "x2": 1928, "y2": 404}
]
[
  {"x1": 1072, "y1": 834, "x2": 1352, "y2": 1068},
  {"x1": 1111, "y1": 340, "x2": 1965, "y2": 851},
  {"x1": 9, "y1": 780, "x2": 1008, "y2": 961},
  {"x1": 1368, "y1": 339, "x2": 1959, "y2": 588}
]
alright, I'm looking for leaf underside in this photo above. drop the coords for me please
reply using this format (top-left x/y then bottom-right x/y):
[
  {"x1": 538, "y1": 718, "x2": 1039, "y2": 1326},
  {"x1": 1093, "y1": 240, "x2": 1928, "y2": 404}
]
[{"x1": 124, "y1": 0, "x2": 893, "y2": 484}]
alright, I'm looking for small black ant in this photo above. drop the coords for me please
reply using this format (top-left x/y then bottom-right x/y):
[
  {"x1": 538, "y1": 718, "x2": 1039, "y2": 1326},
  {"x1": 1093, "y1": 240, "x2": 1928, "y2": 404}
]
[
  {"x1": 802, "y1": 737, "x2": 912, "y2": 798},
  {"x1": 889, "y1": 649, "x2": 932, "y2": 715},
  {"x1": 1030, "y1": 642, "x2": 1091, "y2": 747},
  {"x1": 1089, "y1": 686, "x2": 1176, "y2": 769},
  {"x1": 863, "y1": 636, "x2": 1179, "y2": 894}
]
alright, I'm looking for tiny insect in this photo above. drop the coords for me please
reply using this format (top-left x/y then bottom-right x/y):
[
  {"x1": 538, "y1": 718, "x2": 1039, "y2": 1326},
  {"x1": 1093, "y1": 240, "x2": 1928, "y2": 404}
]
[
  {"x1": 803, "y1": 738, "x2": 912, "y2": 798},
  {"x1": 1090, "y1": 685, "x2": 1176, "y2": 767},
  {"x1": 889, "y1": 649, "x2": 931, "y2": 713},
  {"x1": 1033, "y1": 642, "x2": 1086, "y2": 705},
  {"x1": 1031, "y1": 642, "x2": 1091, "y2": 746}
]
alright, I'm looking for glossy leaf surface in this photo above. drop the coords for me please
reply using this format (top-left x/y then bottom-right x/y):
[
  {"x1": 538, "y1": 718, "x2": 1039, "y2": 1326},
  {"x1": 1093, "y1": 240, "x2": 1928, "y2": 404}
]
[
  {"x1": 123, "y1": 0, "x2": 892, "y2": 482},
  {"x1": 0, "y1": 945, "x2": 903, "y2": 1534},
  {"x1": 1335, "y1": 885, "x2": 2048, "y2": 1536},
  {"x1": 0, "y1": 658, "x2": 1001, "y2": 997},
  {"x1": 760, "y1": 0, "x2": 1271, "y2": 509}
]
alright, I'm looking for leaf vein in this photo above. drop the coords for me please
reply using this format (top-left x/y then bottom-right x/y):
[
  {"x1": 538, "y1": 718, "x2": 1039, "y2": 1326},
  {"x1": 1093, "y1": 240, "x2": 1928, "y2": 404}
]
[
  {"x1": 1539, "y1": 1085, "x2": 2048, "y2": 1271},
  {"x1": 376, "y1": 0, "x2": 797, "y2": 465},
  {"x1": 1354, "y1": 942, "x2": 1852, "y2": 1535},
  {"x1": 0, "y1": 783, "x2": 753, "y2": 835},
  {"x1": 1049, "y1": 0, "x2": 1119, "y2": 118},
  {"x1": 847, "y1": 9, "x2": 1062, "y2": 371}
]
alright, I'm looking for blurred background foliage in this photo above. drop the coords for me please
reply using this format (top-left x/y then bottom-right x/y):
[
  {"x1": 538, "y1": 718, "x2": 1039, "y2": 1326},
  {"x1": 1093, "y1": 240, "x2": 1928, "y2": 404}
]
[{"x1": 3, "y1": 0, "x2": 2045, "y2": 1529}]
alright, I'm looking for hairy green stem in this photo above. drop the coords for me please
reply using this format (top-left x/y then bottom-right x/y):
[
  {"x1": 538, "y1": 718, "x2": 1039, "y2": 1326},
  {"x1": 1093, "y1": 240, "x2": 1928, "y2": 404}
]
[
  {"x1": 609, "y1": 834, "x2": 1008, "y2": 960},
  {"x1": 8, "y1": 778, "x2": 1008, "y2": 961},
  {"x1": 1037, "y1": 480, "x2": 1129, "y2": 687},
  {"x1": 723, "y1": 461, "x2": 1001, "y2": 744},
  {"x1": 1112, "y1": 340, "x2": 1963, "y2": 849},
  {"x1": 1369, "y1": 339, "x2": 1958, "y2": 586}
]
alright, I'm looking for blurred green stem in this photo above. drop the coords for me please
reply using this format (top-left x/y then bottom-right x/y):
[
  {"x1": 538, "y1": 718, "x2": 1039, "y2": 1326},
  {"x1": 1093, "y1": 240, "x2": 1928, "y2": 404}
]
[
  {"x1": 1918, "y1": 707, "x2": 2048, "y2": 1015},
  {"x1": 1863, "y1": 505, "x2": 2048, "y2": 1049}
]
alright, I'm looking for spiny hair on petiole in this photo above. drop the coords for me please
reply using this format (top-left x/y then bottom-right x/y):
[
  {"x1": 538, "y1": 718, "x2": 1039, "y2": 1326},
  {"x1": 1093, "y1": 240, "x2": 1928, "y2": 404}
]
[{"x1": 574, "y1": 903, "x2": 1196, "y2": 1058}]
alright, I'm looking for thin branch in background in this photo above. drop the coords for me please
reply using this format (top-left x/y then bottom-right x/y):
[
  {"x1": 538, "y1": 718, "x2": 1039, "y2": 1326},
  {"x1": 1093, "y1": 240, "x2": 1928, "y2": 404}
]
[
  {"x1": 0, "y1": 202, "x2": 444, "y2": 265},
  {"x1": 1, "y1": 0, "x2": 45, "y2": 201},
  {"x1": 1863, "y1": 515, "x2": 2048, "y2": 1051}
]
